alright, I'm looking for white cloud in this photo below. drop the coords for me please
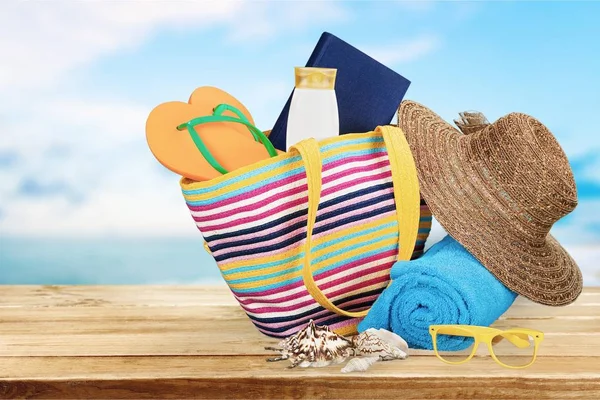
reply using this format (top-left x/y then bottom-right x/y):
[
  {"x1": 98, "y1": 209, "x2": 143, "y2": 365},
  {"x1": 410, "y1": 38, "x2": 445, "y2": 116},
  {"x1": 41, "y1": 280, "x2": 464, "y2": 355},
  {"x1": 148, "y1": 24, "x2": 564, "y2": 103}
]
[
  {"x1": 364, "y1": 35, "x2": 441, "y2": 66},
  {"x1": 225, "y1": 1, "x2": 350, "y2": 43},
  {"x1": 0, "y1": 0, "x2": 351, "y2": 89},
  {"x1": 0, "y1": 1, "x2": 243, "y2": 90},
  {"x1": 0, "y1": 0, "x2": 354, "y2": 237},
  {"x1": 0, "y1": 183, "x2": 196, "y2": 237}
]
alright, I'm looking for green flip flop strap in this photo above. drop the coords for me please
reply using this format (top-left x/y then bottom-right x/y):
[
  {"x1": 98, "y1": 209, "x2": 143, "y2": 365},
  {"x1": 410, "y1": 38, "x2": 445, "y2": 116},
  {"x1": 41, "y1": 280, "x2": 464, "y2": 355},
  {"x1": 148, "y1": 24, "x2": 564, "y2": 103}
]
[{"x1": 177, "y1": 104, "x2": 278, "y2": 175}]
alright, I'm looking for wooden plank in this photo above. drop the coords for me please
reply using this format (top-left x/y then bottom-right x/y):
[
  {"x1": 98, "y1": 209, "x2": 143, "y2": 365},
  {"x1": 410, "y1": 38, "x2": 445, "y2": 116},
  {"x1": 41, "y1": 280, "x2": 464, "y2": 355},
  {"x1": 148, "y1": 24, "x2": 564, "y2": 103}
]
[
  {"x1": 0, "y1": 286, "x2": 599, "y2": 399},
  {"x1": 0, "y1": 287, "x2": 598, "y2": 357},
  {"x1": 0, "y1": 285, "x2": 237, "y2": 308},
  {"x1": 1, "y1": 321, "x2": 599, "y2": 357},
  {"x1": 1, "y1": 285, "x2": 598, "y2": 308},
  {"x1": 1, "y1": 307, "x2": 598, "y2": 333},
  {"x1": 1, "y1": 356, "x2": 599, "y2": 399}
]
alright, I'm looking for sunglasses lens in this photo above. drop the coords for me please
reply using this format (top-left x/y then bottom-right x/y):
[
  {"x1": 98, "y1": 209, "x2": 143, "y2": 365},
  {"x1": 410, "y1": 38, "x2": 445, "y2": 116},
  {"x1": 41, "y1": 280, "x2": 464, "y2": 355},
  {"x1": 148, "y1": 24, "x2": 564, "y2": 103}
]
[
  {"x1": 434, "y1": 327, "x2": 476, "y2": 363},
  {"x1": 492, "y1": 333, "x2": 536, "y2": 367}
]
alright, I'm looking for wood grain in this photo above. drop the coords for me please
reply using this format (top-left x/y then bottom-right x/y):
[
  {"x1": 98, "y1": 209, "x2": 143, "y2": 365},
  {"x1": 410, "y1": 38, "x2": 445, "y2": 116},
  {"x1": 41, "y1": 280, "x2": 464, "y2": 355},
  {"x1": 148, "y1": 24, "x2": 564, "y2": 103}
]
[
  {"x1": 1, "y1": 356, "x2": 599, "y2": 399},
  {"x1": 0, "y1": 285, "x2": 599, "y2": 399}
]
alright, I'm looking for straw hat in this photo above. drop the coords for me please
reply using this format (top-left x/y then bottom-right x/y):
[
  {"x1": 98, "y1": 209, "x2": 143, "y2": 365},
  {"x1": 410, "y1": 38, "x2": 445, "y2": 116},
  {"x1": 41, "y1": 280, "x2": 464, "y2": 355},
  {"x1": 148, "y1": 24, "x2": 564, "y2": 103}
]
[{"x1": 398, "y1": 100, "x2": 582, "y2": 306}]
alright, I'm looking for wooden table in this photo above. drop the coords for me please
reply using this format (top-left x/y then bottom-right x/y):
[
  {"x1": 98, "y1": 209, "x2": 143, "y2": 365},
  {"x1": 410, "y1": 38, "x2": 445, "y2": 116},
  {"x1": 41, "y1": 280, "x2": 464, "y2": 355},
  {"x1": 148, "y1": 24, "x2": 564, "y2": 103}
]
[{"x1": 1, "y1": 286, "x2": 599, "y2": 399}]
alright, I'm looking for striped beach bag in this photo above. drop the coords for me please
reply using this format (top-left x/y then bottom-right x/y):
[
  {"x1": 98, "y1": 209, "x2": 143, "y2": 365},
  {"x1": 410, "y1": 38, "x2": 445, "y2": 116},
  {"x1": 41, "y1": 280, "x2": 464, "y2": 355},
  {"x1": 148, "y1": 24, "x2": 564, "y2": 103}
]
[{"x1": 181, "y1": 125, "x2": 432, "y2": 338}]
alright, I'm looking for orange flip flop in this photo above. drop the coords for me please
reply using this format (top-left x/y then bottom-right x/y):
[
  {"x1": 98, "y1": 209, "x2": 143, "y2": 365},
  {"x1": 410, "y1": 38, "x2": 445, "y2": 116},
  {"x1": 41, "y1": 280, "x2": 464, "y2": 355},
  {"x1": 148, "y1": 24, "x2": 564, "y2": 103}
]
[{"x1": 146, "y1": 87, "x2": 282, "y2": 181}]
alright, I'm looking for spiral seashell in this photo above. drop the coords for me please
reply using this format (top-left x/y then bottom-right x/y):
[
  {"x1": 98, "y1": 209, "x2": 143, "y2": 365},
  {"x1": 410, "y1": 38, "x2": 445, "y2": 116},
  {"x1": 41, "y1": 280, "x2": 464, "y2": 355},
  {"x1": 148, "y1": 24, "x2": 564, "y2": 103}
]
[
  {"x1": 265, "y1": 320, "x2": 356, "y2": 368},
  {"x1": 365, "y1": 328, "x2": 409, "y2": 354}
]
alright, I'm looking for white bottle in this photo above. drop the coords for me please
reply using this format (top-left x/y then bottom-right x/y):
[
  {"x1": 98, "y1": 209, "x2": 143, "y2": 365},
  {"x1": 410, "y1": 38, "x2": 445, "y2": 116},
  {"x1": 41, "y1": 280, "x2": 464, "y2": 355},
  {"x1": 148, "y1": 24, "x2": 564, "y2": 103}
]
[{"x1": 286, "y1": 67, "x2": 339, "y2": 149}]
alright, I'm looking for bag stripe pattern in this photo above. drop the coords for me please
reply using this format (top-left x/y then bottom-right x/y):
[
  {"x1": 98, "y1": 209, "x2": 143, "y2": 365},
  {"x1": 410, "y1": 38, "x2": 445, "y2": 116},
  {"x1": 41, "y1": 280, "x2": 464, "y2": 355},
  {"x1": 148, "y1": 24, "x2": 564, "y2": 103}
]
[{"x1": 182, "y1": 132, "x2": 431, "y2": 338}]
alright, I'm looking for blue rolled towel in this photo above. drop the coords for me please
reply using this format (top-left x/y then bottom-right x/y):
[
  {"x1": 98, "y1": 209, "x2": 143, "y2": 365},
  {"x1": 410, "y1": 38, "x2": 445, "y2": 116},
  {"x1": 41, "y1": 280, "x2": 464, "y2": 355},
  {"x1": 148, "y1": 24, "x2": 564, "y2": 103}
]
[{"x1": 358, "y1": 235, "x2": 518, "y2": 350}]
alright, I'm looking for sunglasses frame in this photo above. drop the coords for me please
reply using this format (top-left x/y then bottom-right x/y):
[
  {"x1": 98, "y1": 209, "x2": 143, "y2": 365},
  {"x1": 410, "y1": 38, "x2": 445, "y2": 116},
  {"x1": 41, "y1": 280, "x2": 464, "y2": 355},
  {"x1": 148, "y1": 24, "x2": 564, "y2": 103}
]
[{"x1": 429, "y1": 325, "x2": 544, "y2": 369}]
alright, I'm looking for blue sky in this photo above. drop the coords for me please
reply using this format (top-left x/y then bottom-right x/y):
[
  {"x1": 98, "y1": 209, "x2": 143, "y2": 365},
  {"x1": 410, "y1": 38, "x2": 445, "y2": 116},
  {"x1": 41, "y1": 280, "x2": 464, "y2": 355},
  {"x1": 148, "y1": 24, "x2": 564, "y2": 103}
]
[{"x1": 0, "y1": 0, "x2": 599, "y2": 246}]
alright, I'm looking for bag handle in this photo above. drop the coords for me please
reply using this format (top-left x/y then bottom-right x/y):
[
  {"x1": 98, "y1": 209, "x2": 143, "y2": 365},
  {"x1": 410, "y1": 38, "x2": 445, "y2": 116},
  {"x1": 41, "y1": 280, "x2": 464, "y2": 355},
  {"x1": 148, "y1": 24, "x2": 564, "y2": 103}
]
[
  {"x1": 177, "y1": 104, "x2": 279, "y2": 175},
  {"x1": 290, "y1": 126, "x2": 421, "y2": 319}
]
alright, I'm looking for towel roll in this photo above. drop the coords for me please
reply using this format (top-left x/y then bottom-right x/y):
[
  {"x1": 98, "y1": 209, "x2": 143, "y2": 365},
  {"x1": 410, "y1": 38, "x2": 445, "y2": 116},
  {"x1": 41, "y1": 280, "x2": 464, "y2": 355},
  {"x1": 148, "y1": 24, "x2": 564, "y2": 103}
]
[{"x1": 358, "y1": 235, "x2": 518, "y2": 350}]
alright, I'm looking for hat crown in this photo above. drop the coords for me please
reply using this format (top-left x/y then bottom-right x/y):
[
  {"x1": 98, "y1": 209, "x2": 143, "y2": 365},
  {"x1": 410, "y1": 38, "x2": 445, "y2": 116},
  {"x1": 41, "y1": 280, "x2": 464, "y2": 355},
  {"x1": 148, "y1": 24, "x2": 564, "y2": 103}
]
[
  {"x1": 399, "y1": 100, "x2": 582, "y2": 306},
  {"x1": 465, "y1": 113, "x2": 577, "y2": 243}
]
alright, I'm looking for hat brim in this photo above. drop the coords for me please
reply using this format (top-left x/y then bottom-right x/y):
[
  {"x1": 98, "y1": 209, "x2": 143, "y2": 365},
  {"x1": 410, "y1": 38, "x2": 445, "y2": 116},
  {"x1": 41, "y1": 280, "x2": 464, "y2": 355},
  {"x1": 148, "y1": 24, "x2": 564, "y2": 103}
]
[{"x1": 398, "y1": 100, "x2": 582, "y2": 306}]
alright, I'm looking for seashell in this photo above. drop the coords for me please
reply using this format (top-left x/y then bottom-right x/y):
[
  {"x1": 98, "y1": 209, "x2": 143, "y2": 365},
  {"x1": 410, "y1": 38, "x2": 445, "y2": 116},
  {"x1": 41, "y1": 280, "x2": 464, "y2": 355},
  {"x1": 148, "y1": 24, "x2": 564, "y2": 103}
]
[
  {"x1": 265, "y1": 320, "x2": 356, "y2": 368},
  {"x1": 352, "y1": 330, "x2": 408, "y2": 361},
  {"x1": 364, "y1": 328, "x2": 409, "y2": 354},
  {"x1": 341, "y1": 356, "x2": 380, "y2": 373}
]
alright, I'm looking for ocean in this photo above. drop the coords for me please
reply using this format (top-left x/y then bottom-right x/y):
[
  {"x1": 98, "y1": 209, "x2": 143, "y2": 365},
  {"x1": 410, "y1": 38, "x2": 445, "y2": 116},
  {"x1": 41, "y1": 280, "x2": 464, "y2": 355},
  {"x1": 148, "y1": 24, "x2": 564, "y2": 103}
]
[
  {"x1": 0, "y1": 237, "x2": 222, "y2": 285},
  {"x1": 1, "y1": 236, "x2": 599, "y2": 286}
]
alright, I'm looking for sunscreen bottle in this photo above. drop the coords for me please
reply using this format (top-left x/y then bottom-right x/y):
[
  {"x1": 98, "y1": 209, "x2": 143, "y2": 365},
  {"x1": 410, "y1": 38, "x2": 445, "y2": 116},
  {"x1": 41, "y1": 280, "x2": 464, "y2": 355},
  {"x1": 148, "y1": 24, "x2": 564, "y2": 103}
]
[{"x1": 286, "y1": 67, "x2": 339, "y2": 149}]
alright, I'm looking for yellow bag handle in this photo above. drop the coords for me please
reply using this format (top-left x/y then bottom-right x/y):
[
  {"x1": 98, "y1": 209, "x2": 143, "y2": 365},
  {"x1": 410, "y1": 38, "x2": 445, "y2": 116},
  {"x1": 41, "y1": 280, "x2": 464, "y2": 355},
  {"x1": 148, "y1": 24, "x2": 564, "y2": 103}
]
[{"x1": 290, "y1": 126, "x2": 421, "y2": 318}]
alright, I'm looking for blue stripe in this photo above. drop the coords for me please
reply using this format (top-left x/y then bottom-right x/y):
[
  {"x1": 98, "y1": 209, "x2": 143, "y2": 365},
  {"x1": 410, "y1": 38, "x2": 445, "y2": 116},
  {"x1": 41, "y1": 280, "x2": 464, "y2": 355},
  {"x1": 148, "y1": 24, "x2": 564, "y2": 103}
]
[
  {"x1": 183, "y1": 156, "x2": 299, "y2": 195},
  {"x1": 222, "y1": 254, "x2": 304, "y2": 277},
  {"x1": 230, "y1": 243, "x2": 397, "y2": 293},
  {"x1": 320, "y1": 135, "x2": 384, "y2": 152},
  {"x1": 312, "y1": 221, "x2": 397, "y2": 253},
  {"x1": 312, "y1": 231, "x2": 397, "y2": 265}
]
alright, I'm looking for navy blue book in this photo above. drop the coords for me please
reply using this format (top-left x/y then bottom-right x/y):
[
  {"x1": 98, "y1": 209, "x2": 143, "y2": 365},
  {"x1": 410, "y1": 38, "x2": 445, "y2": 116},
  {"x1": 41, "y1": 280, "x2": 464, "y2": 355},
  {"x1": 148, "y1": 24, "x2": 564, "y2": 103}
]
[{"x1": 269, "y1": 32, "x2": 411, "y2": 150}]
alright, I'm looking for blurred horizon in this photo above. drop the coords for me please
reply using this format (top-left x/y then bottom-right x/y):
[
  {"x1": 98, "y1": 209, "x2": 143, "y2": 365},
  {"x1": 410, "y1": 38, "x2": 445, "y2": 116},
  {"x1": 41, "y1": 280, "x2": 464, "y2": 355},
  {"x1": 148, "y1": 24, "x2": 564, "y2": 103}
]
[{"x1": 1, "y1": 1, "x2": 599, "y2": 285}]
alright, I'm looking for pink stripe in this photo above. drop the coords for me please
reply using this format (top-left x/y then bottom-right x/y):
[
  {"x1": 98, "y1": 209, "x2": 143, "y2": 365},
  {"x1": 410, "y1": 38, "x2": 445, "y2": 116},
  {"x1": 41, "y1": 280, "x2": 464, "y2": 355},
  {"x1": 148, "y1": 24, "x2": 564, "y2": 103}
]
[
  {"x1": 212, "y1": 195, "x2": 394, "y2": 260},
  {"x1": 215, "y1": 228, "x2": 306, "y2": 266},
  {"x1": 196, "y1": 170, "x2": 392, "y2": 233},
  {"x1": 208, "y1": 214, "x2": 307, "y2": 248},
  {"x1": 328, "y1": 316, "x2": 365, "y2": 330},
  {"x1": 192, "y1": 184, "x2": 307, "y2": 223},
  {"x1": 214, "y1": 235, "x2": 303, "y2": 265},
  {"x1": 238, "y1": 264, "x2": 392, "y2": 314},
  {"x1": 311, "y1": 210, "x2": 396, "y2": 241},
  {"x1": 321, "y1": 159, "x2": 389, "y2": 187},
  {"x1": 189, "y1": 173, "x2": 305, "y2": 212},
  {"x1": 321, "y1": 170, "x2": 391, "y2": 197},
  {"x1": 196, "y1": 195, "x2": 308, "y2": 231},
  {"x1": 187, "y1": 151, "x2": 386, "y2": 212},
  {"x1": 251, "y1": 293, "x2": 380, "y2": 333},
  {"x1": 211, "y1": 225, "x2": 305, "y2": 258},
  {"x1": 231, "y1": 249, "x2": 396, "y2": 302}
]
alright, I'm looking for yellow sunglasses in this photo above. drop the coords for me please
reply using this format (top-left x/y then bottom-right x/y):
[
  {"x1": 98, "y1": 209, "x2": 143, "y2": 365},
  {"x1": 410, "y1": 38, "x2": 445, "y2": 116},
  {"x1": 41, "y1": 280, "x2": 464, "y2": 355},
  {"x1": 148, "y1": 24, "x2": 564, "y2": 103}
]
[{"x1": 429, "y1": 325, "x2": 544, "y2": 369}]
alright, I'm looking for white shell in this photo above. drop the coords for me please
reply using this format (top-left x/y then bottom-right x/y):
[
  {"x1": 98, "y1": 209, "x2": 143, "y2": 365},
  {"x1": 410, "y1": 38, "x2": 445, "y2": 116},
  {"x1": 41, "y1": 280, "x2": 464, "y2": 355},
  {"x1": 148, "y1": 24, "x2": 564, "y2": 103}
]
[
  {"x1": 352, "y1": 330, "x2": 408, "y2": 361},
  {"x1": 365, "y1": 328, "x2": 409, "y2": 354},
  {"x1": 341, "y1": 356, "x2": 380, "y2": 373}
]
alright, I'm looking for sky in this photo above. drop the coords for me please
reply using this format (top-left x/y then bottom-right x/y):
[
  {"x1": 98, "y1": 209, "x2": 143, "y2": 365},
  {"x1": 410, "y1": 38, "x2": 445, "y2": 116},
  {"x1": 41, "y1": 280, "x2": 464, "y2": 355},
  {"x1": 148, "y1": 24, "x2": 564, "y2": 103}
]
[{"x1": 0, "y1": 0, "x2": 599, "y2": 249}]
